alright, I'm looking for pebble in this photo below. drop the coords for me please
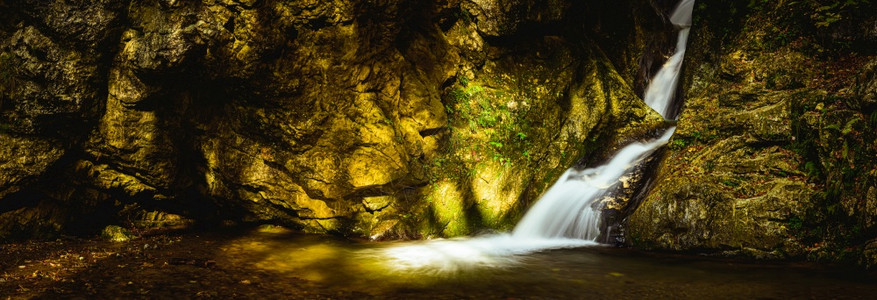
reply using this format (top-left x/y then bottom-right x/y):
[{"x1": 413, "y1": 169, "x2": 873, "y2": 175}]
[{"x1": 18, "y1": 265, "x2": 26, "y2": 269}]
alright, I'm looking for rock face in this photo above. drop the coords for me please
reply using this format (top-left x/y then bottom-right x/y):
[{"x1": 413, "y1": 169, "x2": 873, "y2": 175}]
[
  {"x1": 628, "y1": 0, "x2": 877, "y2": 265},
  {"x1": 0, "y1": 0, "x2": 667, "y2": 239}
]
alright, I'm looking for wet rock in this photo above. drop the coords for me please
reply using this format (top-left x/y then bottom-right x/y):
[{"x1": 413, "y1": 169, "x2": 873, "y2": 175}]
[
  {"x1": 129, "y1": 210, "x2": 194, "y2": 231},
  {"x1": 0, "y1": 136, "x2": 64, "y2": 199},
  {"x1": 100, "y1": 225, "x2": 134, "y2": 242},
  {"x1": 867, "y1": 187, "x2": 877, "y2": 230},
  {"x1": 864, "y1": 239, "x2": 877, "y2": 269},
  {"x1": 629, "y1": 178, "x2": 813, "y2": 253},
  {"x1": 852, "y1": 59, "x2": 877, "y2": 111},
  {"x1": 468, "y1": 0, "x2": 568, "y2": 37},
  {"x1": 629, "y1": 1, "x2": 877, "y2": 265}
]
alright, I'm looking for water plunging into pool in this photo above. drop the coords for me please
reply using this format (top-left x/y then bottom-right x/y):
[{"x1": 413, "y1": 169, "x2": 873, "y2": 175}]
[
  {"x1": 515, "y1": 0, "x2": 694, "y2": 241},
  {"x1": 378, "y1": 0, "x2": 695, "y2": 273}
]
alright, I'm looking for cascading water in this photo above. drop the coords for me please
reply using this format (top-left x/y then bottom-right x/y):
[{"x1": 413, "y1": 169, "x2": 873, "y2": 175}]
[
  {"x1": 645, "y1": 0, "x2": 694, "y2": 119},
  {"x1": 512, "y1": 0, "x2": 693, "y2": 240},
  {"x1": 374, "y1": 0, "x2": 695, "y2": 272},
  {"x1": 511, "y1": 129, "x2": 676, "y2": 240}
]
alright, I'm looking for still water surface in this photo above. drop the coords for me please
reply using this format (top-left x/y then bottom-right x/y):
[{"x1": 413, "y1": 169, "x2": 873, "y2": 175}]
[{"x1": 217, "y1": 228, "x2": 877, "y2": 299}]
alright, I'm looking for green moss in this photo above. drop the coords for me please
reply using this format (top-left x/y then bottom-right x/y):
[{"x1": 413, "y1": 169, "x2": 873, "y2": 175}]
[
  {"x1": 804, "y1": 161, "x2": 822, "y2": 178},
  {"x1": 721, "y1": 179, "x2": 740, "y2": 187},
  {"x1": 669, "y1": 139, "x2": 688, "y2": 150},
  {"x1": 788, "y1": 215, "x2": 804, "y2": 231},
  {"x1": 443, "y1": 76, "x2": 536, "y2": 169}
]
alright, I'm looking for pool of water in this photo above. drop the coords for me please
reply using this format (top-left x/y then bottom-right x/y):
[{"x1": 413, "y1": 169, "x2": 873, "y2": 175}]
[
  {"x1": 5, "y1": 226, "x2": 874, "y2": 299},
  {"x1": 218, "y1": 228, "x2": 877, "y2": 299}
]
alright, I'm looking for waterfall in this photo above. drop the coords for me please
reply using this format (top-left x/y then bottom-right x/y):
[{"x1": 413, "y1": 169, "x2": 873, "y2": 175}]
[
  {"x1": 511, "y1": 129, "x2": 675, "y2": 240},
  {"x1": 512, "y1": 0, "x2": 693, "y2": 240},
  {"x1": 375, "y1": 0, "x2": 694, "y2": 272},
  {"x1": 645, "y1": 0, "x2": 694, "y2": 119}
]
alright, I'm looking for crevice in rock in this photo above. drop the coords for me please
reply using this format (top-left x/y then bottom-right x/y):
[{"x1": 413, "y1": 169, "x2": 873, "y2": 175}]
[{"x1": 418, "y1": 127, "x2": 447, "y2": 137}]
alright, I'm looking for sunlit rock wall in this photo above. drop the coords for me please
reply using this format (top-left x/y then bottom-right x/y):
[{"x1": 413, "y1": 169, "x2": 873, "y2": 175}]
[
  {"x1": 0, "y1": 0, "x2": 668, "y2": 239},
  {"x1": 628, "y1": 0, "x2": 877, "y2": 266}
]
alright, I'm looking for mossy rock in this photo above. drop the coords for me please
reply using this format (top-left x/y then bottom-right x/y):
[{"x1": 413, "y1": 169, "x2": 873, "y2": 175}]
[
  {"x1": 631, "y1": 0, "x2": 877, "y2": 265},
  {"x1": 100, "y1": 225, "x2": 135, "y2": 243}
]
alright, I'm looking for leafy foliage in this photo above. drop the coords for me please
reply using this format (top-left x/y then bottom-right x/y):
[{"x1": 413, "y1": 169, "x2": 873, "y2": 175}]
[{"x1": 444, "y1": 76, "x2": 534, "y2": 167}]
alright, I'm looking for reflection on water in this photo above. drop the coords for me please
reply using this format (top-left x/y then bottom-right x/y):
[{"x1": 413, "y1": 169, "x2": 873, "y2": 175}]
[
  {"x1": 217, "y1": 228, "x2": 877, "y2": 298},
  {"x1": 373, "y1": 235, "x2": 596, "y2": 274}
]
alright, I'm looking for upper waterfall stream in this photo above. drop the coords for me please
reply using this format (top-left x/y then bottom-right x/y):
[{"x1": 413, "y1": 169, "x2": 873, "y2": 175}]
[{"x1": 374, "y1": 0, "x2": 695, "y2": 273}]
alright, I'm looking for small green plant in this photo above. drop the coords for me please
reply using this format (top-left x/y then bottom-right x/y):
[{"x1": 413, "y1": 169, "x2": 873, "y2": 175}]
[
  {"x1": 459, "y1": 75, "x2": 470, "y2": 87},
  {"x1": 822, "y1": 124, "x2": 841, "y2": 132},
  {"x1": 808, "y1": 1, "x2": 869, "y2": 28},
  {"x1": 449, "y1": 89, "x2": 468, "y2": 103},
  {"x1": 804, "y1": 161, "x2": 822, "y2": 178},
  {"x1": 826, "y1": 203, "x2": 840, "y2": 216},
  {"x1": 476, "y1": 110, "x2": 499, "y2": 128},
  {"x1": 721, "y1": 179, "x2": 740, "y2": 187},
  {"x1": 669, "y1": 139, "x2": 688, "y2": 149},
  {"x1": 811, "y1": 4, "x2": 843, "y2": 28},
  {"x1": 788, "y1": 216, "x2": 803, "y2": 231}
]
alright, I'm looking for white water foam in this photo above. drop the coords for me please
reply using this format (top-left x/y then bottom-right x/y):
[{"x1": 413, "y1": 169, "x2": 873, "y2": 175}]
[
  {"x1": 510, "y1": 0, "x2": 692, "y2": 242},
  {"x1": 372, "y1": 0, "x2": 694, "y2": 273},
  {"x1": 511, "y1": 129, "x2": 675, "y2": 240},
  {"x1": 376, "y1": 128, "x2": 674, "y2": 274},
  {"x1": 377, "y1": 235, "x2": 597, "y2": 274}
]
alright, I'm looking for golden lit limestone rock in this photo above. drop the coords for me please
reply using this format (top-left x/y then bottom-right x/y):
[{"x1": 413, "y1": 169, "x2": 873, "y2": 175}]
[
  {"x1": 100, "y1": 225, "x2": 134, "y2": 242},
  {"x1": 0, "y1": 135, "x2": 64, "y2": 199},
  {"x1": 0, "y1": 0, "x2": 672, "y2": 240},
  {"x1": 347, "y1": 147, "x2": 407, "y2": 189}
]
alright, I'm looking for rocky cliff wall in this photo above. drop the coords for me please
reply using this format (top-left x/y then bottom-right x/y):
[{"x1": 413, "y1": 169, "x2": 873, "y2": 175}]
[
  {"x1": 0, "y1": 0, "x2": 669, "y2": 239},
  {"x1": 628, "y1": 0, "x2": 877, "y2": 267}
]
